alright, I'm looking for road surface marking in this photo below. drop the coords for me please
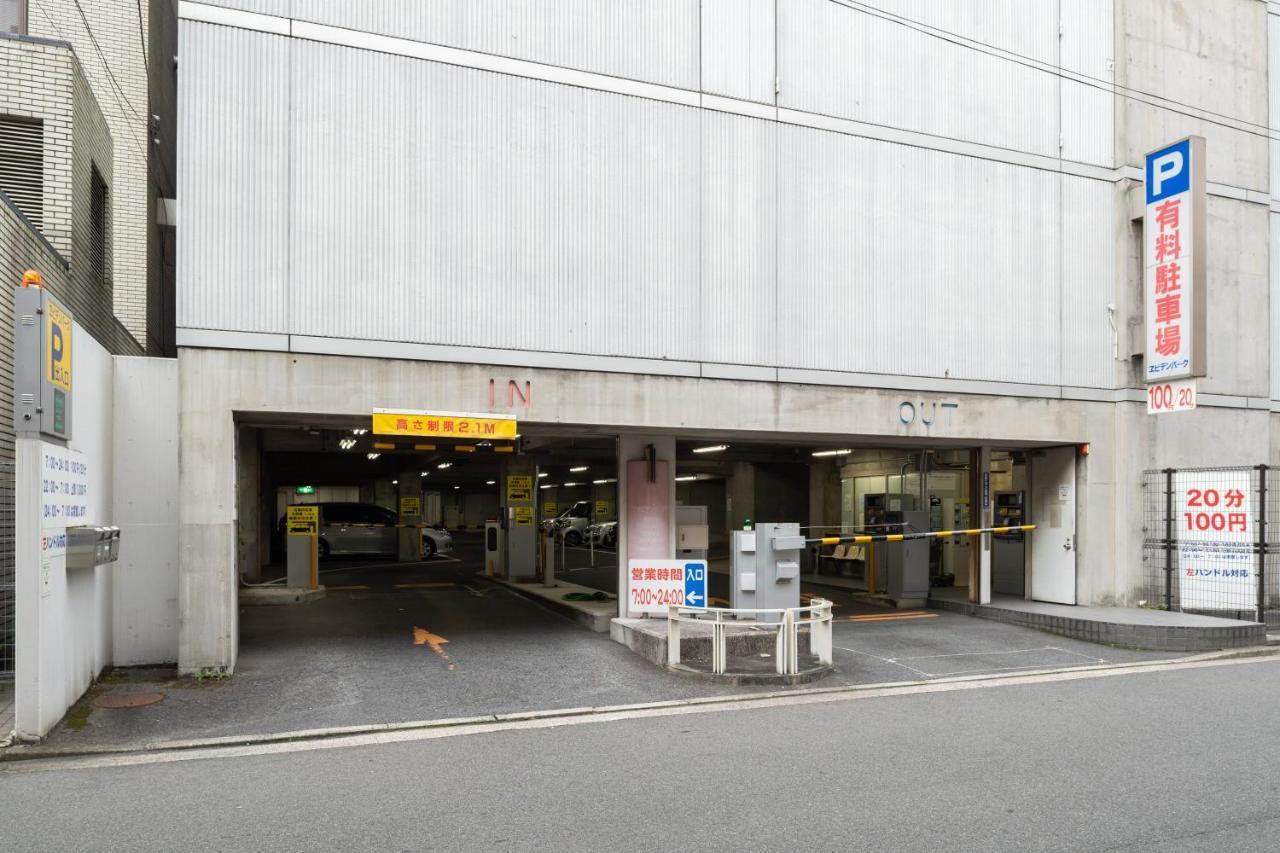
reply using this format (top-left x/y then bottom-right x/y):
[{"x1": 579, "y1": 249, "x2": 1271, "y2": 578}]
[
  {"x1": 9, "y1": 652, "x2": 1277, "y2": 775},
  {"x1": 842, "y1": 612, "x2": 937, "y2": 622},
  {"x1": 413, "y1": 627, "x2": 456, "y2": 671},
  {"x1": 395, "y1": 582, "x2": 456, "y2": 589}
]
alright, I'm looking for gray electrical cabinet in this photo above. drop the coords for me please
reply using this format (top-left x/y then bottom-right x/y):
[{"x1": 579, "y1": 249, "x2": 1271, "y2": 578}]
[
  {"x1": 730, "y1": 522, "x2": 803, "y2": 616},
  {"x1": 886, "y1": 509, "x2": 930, "y2": 605}
]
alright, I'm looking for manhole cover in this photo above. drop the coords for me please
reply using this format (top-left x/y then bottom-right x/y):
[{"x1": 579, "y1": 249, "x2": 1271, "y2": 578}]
[{"x1": 93, "y1": 692, "x2": 164, "y2": 709}]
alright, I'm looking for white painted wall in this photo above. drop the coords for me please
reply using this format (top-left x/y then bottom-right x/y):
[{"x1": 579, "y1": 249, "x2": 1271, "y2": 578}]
[
  {"x1": 16, "y1": 321, "x2": 115, "y2": 738},
  {"x1": 112, "y1": 358, "x2": 179, "y2": 665}
]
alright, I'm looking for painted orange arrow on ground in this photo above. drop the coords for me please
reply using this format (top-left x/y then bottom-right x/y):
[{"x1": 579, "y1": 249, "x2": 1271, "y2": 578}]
[{"x1": 413, "y1": 627, "x2": 456, "y2": 670}]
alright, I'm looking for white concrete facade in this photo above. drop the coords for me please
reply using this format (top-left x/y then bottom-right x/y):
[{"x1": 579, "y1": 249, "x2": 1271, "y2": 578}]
[{"x1": 173, "y1": 1, "x2": 1280, "y2": 672}]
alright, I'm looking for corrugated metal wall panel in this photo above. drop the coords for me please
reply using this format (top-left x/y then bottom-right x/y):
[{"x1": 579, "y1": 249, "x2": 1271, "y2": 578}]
[
  {"x1": 1060, "y1": 0, "x2": 1115, "y2": 167},
  {"x1": 775, "y1": 124, "x2": 1065, "y2": 386},
  {"x1": 1272, "y1": 213, "x2": 1280, "y2": 401},
  {"x1": 701, "y1": 112, "x2": 776, "y2": 366},
  {"x1": 191, "y1": 0, "x2": 292, "y2": 17},
  {"x1": 1271, "y1": 13, "x2": 1280, "y2": 204},
  {"x1": 177, "y1": 22, "x2": 290, "y2": 333},
  {"x1": 701, "y1": 0, "x2": 776, "y2": 104},
  {"x1": 289, "y1": 0, "x2": 699, "y2": 89},
  {"x1": 779, "y1": 0, "x2": 1061, "y2": 159},
  {"x1": 287, "y1": 40, "x2": 701, "y2": 360},
  {"x1": 1060, "y1": 175, "x2": 1117, "y2": 388}
]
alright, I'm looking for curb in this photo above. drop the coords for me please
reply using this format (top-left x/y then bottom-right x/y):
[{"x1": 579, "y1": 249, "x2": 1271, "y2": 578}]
[{"x1": 4, "y1": 645, "x2": 1277, "y2": 766}]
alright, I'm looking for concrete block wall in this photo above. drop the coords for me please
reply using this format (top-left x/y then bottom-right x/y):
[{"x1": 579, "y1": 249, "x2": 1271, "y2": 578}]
[{"x1": 29, "y1": 0, "x2": 151, "y2": 342}]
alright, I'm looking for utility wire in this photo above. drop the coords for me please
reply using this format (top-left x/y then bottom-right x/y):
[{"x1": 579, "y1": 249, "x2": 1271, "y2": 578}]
[
  {"x1": 135, "y1": 0, "x2": 150, "y2": 84},
  {"x1": 69, "y1": 0, "x2": 148, "y2": 129},
  {"x1": 826, "y1": 0, "x2": 1280, "y2": 143}
]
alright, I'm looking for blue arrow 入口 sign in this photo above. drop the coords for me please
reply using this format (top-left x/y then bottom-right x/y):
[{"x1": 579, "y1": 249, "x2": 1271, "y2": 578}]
[{"x1": 684, "y1": 561, "x2": 707, "y2": 608}]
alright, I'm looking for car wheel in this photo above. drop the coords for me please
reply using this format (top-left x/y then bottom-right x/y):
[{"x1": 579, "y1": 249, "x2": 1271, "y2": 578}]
[
  {"x1": 564, "y1": 530, "x2": 583, "y2": 547},
  {"x1": 422, "y1": 536, "x2": 437, "y2": 559},
  {"x1": 604, "y1": 532, "x2": 617, "y2": 548},
  {"x1": 318, "y1": 538, "x2": 331, "y2": 560}
]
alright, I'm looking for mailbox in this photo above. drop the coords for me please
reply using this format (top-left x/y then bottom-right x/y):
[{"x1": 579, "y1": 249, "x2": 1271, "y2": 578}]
[{"x1": 66, "y1": 526, "x2": 120, "y2": 570}]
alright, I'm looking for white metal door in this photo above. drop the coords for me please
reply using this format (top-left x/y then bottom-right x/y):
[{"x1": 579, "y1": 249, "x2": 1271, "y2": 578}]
[{"x1": 1030, "y1": 447, "x2": 1077, "y2": 605}]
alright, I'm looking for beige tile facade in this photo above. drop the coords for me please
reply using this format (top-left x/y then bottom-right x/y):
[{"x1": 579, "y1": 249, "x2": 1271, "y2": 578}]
[{"x1": 28, "y1": 0, "x2": 151, "y2": 343}]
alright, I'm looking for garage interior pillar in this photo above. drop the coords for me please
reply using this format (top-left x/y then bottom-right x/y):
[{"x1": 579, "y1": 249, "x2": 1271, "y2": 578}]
[
  {"x1": 236, "y1": 425, "x2": 262, "y2": 584},
  {"x1": 726, "y1": 461, "x2": 755, "y2": 531},
  {"x1": 397, "y1": 470, "x2": 423, "y2": 560},
  {"x1": 503, "y1": 457, "x2": 537, "y2": 579},
  {"x1": 617, "y1": 435, "x2": 676, "y2": 618}
]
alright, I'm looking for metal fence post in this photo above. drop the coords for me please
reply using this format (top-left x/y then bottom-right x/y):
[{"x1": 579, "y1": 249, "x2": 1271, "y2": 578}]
[
  {"x1": 1164, "y1": 467, "x2": 1174, "y2": 611},
  {"x1": 1257, "y1": 464, "x2": 1267, "y2": 624}
]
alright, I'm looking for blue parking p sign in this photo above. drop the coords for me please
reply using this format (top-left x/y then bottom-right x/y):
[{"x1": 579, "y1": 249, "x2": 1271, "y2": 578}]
[{"x1": 684, "y1": 562, "x2": 707, "y2": 608}]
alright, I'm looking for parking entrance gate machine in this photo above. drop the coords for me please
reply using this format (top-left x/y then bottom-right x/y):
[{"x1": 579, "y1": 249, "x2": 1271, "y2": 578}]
[
  {"x1": 730, "y1": 522, "x2": 804, "y2": 615},
  {"x1": 484, "y1": 520, "x2": 505, "y2": 577},
  {"x1": 286, "y1": 505, "x2": 320, "y2": 589}
]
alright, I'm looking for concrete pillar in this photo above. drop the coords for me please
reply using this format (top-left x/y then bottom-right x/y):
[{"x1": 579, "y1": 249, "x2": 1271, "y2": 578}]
[
  {"x1": 968, "y1": 446, "x2": 994, "y2": 604},
  {"x1": 504, "y1": 457, "x2": 538, "y2": 579},
  {"x1": 235, "y1": 425, "x2": 261, "y2": 583},
  {"x1": 619, "y1": 435, "x2": 680, "y2": 614},
  {"x1": 373, "y1": 478, "x2": 395, "y2": 510},
  {"x1": 177, "y1": 359, "x2": 238, "y2": 676},
  {"x1": 397, "y1": 470, "x2": 423, "y2": 560},
  {"x1": 726, "y1": 460, "x2": 755, "y2": 531}
]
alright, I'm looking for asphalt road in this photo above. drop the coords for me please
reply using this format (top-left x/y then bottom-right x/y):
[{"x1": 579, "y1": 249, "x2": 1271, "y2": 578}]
[{"x1": 3, "y1": 656, "x2": 1278, "y2": 852}]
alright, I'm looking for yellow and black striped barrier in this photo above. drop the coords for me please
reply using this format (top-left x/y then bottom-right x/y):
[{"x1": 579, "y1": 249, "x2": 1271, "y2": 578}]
[{"x1": 812, "y1": 524, "x2": 1036, "y2": 546}]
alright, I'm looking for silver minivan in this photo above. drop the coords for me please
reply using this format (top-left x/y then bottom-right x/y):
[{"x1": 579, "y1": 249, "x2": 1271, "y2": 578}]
[{"x1": 279, "y1": 502, "x2": 453, "y2": 559}]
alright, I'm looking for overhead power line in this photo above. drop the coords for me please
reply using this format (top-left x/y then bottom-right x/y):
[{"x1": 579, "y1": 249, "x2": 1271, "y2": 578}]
[{"x1": 826, "y1": 0, "x2": 1279, "y2": 143}]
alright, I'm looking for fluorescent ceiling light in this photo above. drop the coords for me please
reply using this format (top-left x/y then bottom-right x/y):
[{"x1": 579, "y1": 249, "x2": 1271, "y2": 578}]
[
  {"x1": 692, "y1": 444, "x2": 729, "y2": 454},
  {"x1": 366, "y1": 453, "x2": 380, "y2": 460},
  {"x1": 675, "y1": 475, "x2": 697, "y2": 482},
  {"x1": 392, "y1": 480, "x2": 398, "y2": 485},
  {"x1": 812, "y1": 449, "x2": 853, "y2": 457},
  {"x1": 420, "y1": 471, "x2": 429, "y2": 476},
  {"x1": 486, "y1": 480, "x2": 496, "y2": 485},
  {"x1": 540, "y1": 484, "x2": 553, "y2": 489},
  {"x1": 563, "y1": 482, "x2": 577, "y2": 487},
  {"x1": 569, "y1": 466, "x2": 588, "y2": 473},
  {"x1": 338, "y1": 438, "x2": 356, "y2": 450},
  {"x1": 437, "y1": 462, "x2": 452, "y2": 469},
  {"x1": 453, "y1": 485, "x2": 460, "y2": 490},
  {"x1": 537, "y1": 472, "x2": 548, "y2": 478},
  {"x1": 351, "y1": 428, "x2": 368, "y2": 435}
]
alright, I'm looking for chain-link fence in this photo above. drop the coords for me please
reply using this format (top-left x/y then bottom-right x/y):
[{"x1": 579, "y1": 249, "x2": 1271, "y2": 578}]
[
  {"x1": 0, "y1": 460, "x2": 14, "y2": 678},
  {"x1": 1142, "y1": 465, "x2": 1278, "y2": 628}
]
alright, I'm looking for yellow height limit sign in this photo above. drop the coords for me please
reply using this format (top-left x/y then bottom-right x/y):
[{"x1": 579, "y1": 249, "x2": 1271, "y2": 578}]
[{"x1": 287, "y1": 505, "x2": 319, "y2": 536}]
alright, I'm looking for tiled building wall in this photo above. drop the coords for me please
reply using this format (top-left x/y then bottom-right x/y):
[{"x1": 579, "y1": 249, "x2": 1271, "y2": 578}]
[{"x1": 28, "y1": 0, "x2": 151, "y2": 343}]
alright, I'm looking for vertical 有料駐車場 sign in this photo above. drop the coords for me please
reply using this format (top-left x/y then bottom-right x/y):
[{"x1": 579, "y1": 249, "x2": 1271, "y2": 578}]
[{"x1": 1144, "y1": 137, "x2": 1206, "y2": 383}]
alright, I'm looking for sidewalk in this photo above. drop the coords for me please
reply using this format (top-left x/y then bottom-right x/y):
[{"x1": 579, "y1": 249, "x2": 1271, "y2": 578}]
[{"x1": 928, "y1": 587, "x2": 1266, "y2": 651}]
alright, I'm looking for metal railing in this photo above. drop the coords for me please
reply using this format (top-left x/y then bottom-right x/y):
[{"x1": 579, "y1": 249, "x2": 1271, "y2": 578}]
[{"x1": 667, "y1": 600, "x2": 834, "y2": 676}]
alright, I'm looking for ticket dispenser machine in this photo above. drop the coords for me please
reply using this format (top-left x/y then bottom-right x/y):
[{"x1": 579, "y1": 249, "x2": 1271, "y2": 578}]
[
  {"x1": 991, "y1": 491, "x2": 1026, "y2": 596},
  {"x1": 285, "y1": 505, "x2": 320, "y2": 589},
  {"x1": 886, "y1": 509, "x2": 930, "y2": 606},
  {"x1": 484, "y1": 520, "x2": 505, "y2": 577},
  {"x1": 730, "y1": 522, "x2": 804, "y2": 616},
  {"x1": 865, "y1": 493, "x2": 916, "y2": 594}
]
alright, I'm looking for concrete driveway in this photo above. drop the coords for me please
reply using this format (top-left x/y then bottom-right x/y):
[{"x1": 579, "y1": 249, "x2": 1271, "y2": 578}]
[{"x1": 22, "y1": 534, "x2": 1183, "y2": 753}]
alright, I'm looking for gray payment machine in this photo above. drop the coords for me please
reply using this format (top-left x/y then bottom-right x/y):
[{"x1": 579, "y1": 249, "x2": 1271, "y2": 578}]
[{"x1": 730, "y1": 521, "x2": 803, "y2": 616}]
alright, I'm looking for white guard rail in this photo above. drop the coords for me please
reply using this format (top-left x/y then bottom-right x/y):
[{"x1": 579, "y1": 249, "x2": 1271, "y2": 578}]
[{"x1": 667, "y1": 600, "x2": 834, "y2": 676}]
